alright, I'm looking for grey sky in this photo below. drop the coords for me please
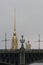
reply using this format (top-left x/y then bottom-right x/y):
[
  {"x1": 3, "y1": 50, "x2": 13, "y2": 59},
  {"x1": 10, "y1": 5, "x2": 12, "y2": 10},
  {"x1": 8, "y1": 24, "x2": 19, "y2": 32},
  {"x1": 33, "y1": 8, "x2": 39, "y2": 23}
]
[{"x1": 0, "y1": 0, "x2": 43, "y2": 49}]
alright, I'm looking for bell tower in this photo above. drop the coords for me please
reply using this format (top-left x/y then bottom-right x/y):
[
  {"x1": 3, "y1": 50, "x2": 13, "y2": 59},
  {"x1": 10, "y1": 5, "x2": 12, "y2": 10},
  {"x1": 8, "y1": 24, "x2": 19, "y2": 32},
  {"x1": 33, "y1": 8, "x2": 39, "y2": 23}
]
[
  {"x1": 26, "y1": 41, "x2": 31, "y2": 49},
  {"x1": 11, "y1": 8, "x2": 18, "y2": 49}
]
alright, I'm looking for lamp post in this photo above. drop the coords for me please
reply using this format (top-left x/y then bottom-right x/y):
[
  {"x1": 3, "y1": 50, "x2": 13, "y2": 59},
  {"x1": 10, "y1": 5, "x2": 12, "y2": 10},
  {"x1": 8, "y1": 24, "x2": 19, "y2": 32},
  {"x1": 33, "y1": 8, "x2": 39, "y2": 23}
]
[{"x1": 20, "y1": 35, "x2": 25, "y2": 65}]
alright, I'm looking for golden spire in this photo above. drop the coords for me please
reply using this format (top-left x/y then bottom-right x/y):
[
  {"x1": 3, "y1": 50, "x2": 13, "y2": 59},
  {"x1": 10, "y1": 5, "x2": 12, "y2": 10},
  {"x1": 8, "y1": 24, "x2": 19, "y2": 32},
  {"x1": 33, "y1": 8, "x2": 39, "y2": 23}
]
[
  {"x1": 11, "y1": 8, "x2": 18, "y2": 49},
  {"x1": 14, "y1": 8, "x2": 16, "y2": 32}
]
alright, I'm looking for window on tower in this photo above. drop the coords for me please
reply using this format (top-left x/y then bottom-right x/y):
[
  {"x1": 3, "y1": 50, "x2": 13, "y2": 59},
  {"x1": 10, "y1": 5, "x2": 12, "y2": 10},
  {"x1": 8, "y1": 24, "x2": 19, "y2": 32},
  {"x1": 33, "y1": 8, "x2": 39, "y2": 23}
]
[{"x1": 13, "y1": 33, "x2": 16, "y2": 36}]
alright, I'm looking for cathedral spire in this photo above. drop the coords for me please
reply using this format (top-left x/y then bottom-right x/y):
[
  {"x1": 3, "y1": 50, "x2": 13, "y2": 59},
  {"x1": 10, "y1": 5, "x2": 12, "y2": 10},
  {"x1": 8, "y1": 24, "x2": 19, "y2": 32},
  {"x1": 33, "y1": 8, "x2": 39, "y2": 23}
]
[
  {"x1": 11, "y1": 8, "x2": 18, "y2": 49},
  {"x1": 14, "y1": 8, "x2": 16, "y2": 32}
]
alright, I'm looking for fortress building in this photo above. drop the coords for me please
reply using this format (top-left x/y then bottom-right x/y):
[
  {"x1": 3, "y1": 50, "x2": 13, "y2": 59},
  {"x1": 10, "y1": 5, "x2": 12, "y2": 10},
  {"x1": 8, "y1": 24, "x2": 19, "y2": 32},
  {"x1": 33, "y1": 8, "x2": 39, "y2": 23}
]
[
  {"x1": 11, "y1": 9, "x2": 18, "y2": 49},
  {"x1": 11, "y1": 8, "x2": 31, "y2": 50}
]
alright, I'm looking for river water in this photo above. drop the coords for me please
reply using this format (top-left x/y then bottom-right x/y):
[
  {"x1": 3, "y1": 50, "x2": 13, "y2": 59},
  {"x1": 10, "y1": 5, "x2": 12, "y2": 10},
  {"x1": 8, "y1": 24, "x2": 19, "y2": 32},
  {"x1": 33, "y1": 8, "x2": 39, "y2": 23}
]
[{"x1": 30, "y1": 63, "x2": 43, "y2": 65}]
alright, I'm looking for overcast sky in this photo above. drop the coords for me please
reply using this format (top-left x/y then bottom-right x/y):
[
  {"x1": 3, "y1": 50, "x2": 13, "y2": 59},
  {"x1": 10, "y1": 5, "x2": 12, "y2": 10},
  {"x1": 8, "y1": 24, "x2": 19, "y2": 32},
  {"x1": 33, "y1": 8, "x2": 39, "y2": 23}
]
[{"x1": 0, "y1": 0, "x2": 43, "y2": 49}]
